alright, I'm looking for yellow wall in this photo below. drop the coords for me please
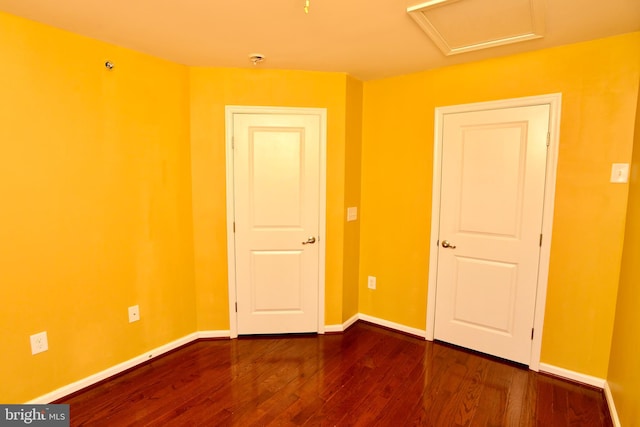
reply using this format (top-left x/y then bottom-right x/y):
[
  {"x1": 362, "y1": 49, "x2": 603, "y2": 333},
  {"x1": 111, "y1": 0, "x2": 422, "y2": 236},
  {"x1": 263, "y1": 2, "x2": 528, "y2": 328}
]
[
  {"x1": 360, "y1": 32, "x2": 640, "y2": 377},
  {"x1": 342, "y1": 76, "x2": 363, "y2": 321},
  {"x1": 1, "y1": 12, "x2": 362, "y2": 402},
  {"x1": 189, "y1": 68, "x2": 358, "y2": 329},
  {"x1": 0, "y1": 13, "x2": 195, "y2": 403},
  {"x1": 607, "y1": 77, "x2": 640, "y2": 426}
]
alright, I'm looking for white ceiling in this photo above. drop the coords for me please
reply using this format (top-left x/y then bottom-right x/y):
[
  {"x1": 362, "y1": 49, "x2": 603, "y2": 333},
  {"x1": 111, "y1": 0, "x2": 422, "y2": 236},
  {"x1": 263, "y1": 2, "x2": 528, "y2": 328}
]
[{"x1": 1, "y1": 0, "x2": 639, "y2": 81}]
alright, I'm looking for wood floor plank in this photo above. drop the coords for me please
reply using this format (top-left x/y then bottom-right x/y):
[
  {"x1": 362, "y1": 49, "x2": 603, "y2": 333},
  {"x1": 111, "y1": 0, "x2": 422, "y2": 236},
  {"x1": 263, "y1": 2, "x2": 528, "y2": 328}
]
[
  {"x1": 56, "y1": 322, "x2": 613, "y2": 426},
  {"x1": 468, "y1": 359, "x2": 512, "y2": 426},
  {"x1": 339, "y1": 336, "x2": 425, "y2": 426}
]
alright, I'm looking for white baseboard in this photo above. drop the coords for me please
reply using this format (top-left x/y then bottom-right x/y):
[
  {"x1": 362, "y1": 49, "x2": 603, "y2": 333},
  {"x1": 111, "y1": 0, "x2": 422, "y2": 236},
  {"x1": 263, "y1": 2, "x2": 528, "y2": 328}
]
[
  {"x1": 604, "y1": 381, "x2": 621, "y2": 427},
  {"x1": 342, "y1": 313, "x2": 359, "y2": 330},
  {"x1": 27, "y1": 332, "x2": 210, "y2": 404},
  {"x1": 197, "y1": 330, "x2": 231, "y2": 339},
  {"x1": 538, "y1": 363, "x2": 606, "y2": 389},
  {"x1": 358, "y1": 313, "x2": 427, "y2": 338},
  {"x1": 324, "y1": 313, "x2": 359, "y2": 333},
  {"x1": 324, "y1": 313, "x2": 425, "y2": 338}
]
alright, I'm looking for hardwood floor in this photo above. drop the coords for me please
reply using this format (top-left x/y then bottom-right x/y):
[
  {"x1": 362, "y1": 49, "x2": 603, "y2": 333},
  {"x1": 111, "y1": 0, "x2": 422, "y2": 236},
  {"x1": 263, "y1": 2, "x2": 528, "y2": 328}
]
[{"x1": 57, "y1": 322, "x2": 612, "y2": 426}]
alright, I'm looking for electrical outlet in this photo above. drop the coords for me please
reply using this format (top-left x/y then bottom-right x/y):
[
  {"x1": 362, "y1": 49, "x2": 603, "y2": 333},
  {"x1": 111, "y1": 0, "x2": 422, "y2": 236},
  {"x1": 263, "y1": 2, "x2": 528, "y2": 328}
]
[
  {"x1": 30, "y1": 331, "x2": 48, "y2": 355},
  {"x1": 367, "y1": 276, "x2": 377, "y2": 290},
  {"x1": 128, "y1": 305, "x2": 140, "y2": 323}
]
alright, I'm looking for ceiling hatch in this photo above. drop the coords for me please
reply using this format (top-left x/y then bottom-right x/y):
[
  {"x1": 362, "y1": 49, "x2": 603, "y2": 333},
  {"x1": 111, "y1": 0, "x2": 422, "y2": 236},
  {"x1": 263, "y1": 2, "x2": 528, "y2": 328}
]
[{"x1": 407, "y1": 0, "x2": 546, "y2": 56}]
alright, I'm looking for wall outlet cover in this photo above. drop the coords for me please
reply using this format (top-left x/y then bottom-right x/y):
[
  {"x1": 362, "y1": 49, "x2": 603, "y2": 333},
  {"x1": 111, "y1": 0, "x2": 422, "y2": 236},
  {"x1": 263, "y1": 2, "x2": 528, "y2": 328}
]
[
  {"x1": 30, "y1": 331, "x2": 48, "y2": 355},
  {"x1": 367, "y1": 276, "x2": 376, "y2": 290},
  {"x1": 128, "y1": 305, "x2": 140, "y2": 323},
  {"x1": 610, "y1": 163, "x2": 630, "y2": 183}
]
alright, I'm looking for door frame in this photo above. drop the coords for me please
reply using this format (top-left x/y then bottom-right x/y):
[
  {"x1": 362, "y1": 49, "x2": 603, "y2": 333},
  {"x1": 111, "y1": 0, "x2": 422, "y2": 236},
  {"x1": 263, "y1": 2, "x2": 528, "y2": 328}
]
[
  {"x1": 425, "y1": 94, "x2": 562, "y2": 370},
  {"x1": 225, "y1": 105, "x2": 327, "y2": 339}
]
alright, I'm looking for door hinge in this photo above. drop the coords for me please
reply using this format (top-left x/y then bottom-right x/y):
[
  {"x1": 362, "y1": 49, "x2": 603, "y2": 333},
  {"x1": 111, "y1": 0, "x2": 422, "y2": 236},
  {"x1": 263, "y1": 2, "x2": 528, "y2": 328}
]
[
  {"x1": 539, "y1": 233, "x2": 543, "y2": 247},
  {"x1": 232, "y1": 136, "x2": 235, "y2": 149},
  {"x1": 233, "y1": 222, "x2": 235, "y2": 233},
  {"x1": 235, "y1": 302, "x2": 238, "y2": 313},
  {"x1": 546, "y1": 132, "x2": 550, "y2": 147},
  {"x1": 531, "y1": 328, "x2": 534, "y2": 340}
]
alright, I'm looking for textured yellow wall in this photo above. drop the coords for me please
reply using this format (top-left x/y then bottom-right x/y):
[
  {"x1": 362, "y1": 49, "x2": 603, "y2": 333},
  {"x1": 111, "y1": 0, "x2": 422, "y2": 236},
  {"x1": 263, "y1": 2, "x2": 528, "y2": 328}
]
[
  {"x1": 189, "y1": 68, "x2": 357, "y2": 329},
  {"x1": 360, "y1": 32, "x2": 640, "y2": 377},
  {"x1": 607, "y1": 76, "x2": 640, "y2": 426},
  {"x1": 0, "y1": 13, "x2": 195, "y2": 403}
]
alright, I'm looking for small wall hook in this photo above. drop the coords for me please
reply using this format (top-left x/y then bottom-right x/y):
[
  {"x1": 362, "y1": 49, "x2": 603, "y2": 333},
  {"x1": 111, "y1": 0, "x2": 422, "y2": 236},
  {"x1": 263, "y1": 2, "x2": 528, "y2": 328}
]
[{"x1": 105, "y1": 61, "x2": 114, "y2": 70}]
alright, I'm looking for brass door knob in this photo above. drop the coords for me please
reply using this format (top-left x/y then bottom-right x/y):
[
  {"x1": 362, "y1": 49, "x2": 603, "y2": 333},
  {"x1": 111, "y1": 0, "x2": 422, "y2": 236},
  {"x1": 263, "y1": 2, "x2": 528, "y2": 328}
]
[{"x1": 302, "y1": 237, "x2": 316, "y2": 245}]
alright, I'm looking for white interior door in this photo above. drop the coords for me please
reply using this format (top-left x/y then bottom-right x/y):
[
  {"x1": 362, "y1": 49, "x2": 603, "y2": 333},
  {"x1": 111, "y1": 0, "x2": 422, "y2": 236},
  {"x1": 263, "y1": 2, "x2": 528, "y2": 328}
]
[
  {"x1": 232, "y1": 111, "x2": 322, "y2": 335},
  {"x1": 434, "y1": 104, "x2": 550, "y2": 365}
]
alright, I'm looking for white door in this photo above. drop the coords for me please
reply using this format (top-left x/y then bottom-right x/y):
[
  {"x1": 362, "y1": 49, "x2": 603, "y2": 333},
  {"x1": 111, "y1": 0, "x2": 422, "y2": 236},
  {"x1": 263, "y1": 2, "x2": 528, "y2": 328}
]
[
  {"x1": 434, "y1": 104, "x2": 550, "y2": 365},
  {"x1": 232, "y1": 112, "x2": 322, "y2": 335}
]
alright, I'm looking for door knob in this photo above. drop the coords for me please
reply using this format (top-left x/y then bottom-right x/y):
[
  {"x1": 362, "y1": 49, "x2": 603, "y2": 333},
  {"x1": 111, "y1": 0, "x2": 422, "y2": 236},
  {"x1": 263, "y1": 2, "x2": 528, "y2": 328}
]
[
  {"x1": 441, "y1": 240, "x2": 456, "y2": 249},
  {"x1": 302, "y1": 237, "x2": 316, "y2": 245}
]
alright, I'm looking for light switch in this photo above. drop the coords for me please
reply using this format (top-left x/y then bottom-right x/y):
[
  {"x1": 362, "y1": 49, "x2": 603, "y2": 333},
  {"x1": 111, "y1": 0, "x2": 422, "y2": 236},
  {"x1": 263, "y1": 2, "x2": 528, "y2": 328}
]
[
  {"x1": 347, "y1": 207, "x2": 358, "y2": 222},
  {"x1": 610, "y1": 163, "x2": 630, "y2": 183}
]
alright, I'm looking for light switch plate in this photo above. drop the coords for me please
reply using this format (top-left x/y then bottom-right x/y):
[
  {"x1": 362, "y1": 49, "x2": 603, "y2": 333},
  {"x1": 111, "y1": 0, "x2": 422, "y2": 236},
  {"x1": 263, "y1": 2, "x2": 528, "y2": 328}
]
[
  {"x1": 610, "y1": 163, "x2": 630, "y2": 183},
  {"x1": 347, "y1": 207, "x2": 358, "y2": 222}
]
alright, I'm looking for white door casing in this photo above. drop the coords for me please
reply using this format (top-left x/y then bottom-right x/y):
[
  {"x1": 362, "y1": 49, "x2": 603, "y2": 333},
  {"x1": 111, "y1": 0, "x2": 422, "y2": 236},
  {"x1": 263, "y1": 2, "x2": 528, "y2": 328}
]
[
  {"x1": 225, "y1": 106, "x2": 327, "y2": 337},
  {"x1": 426, "y1": 94, "x2": 562, "y2": 370}
]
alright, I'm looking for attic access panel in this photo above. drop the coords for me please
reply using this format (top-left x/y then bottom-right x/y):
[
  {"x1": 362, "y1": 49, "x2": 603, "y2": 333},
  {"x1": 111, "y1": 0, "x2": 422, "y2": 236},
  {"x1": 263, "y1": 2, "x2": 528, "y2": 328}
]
[{"x1": 407, "y1": 0, "x2": 545, "y2": 55}]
